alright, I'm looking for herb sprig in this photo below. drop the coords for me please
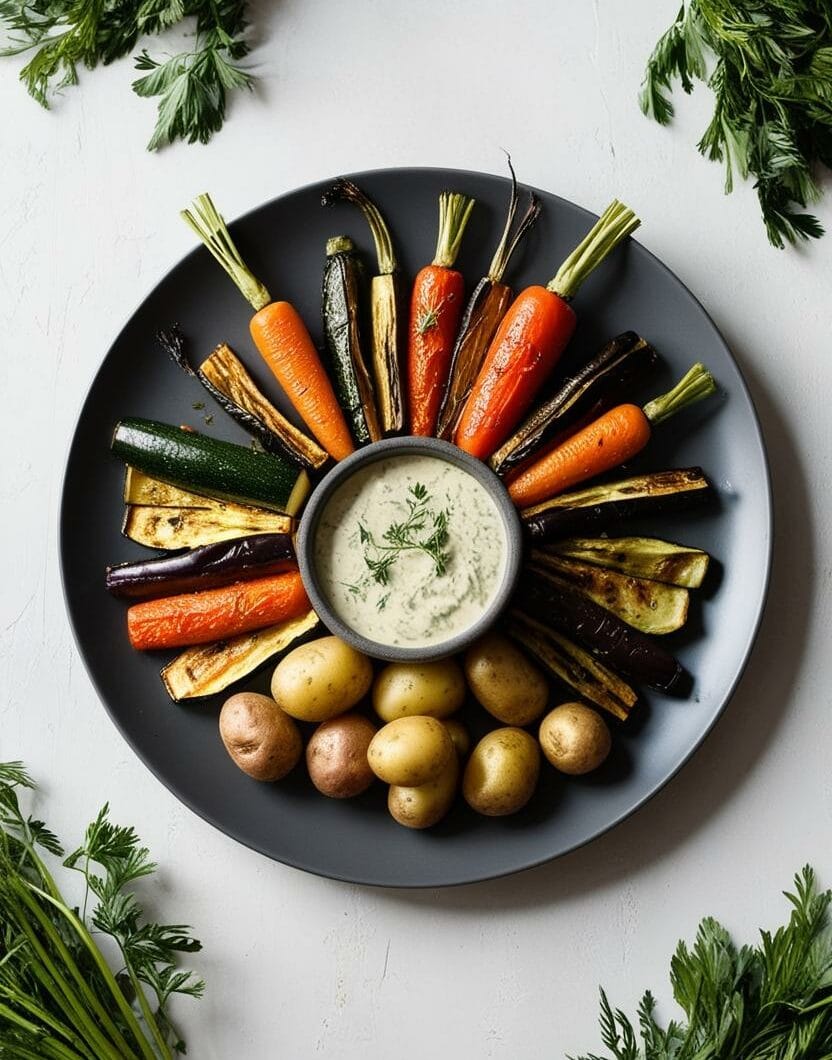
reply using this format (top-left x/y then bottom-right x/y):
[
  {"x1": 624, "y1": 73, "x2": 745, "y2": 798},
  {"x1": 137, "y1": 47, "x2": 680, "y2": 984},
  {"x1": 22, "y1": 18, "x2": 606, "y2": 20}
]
[
  {"x1": 359, "y1": 482, "x2": 451, "y2": 586},
  {"x1": 574, "y1": 865, "x2": 832, "y2": 1060},
  {"x1": 641, "y1": 1, "x2": 832, "y2": 247}
]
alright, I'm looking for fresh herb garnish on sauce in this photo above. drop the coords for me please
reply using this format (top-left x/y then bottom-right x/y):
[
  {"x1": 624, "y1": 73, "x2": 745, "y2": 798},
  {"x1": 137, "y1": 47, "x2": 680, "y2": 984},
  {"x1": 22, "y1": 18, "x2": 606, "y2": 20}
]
[{"x1": 359, "y1": 482, "x2": 451, "y2": 585}]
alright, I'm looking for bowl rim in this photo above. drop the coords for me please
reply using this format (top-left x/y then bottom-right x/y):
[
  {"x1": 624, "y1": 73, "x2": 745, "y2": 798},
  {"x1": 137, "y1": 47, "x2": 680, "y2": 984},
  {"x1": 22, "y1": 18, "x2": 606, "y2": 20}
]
[{"x1": 296, "y1": 436, "x2": 524, "y2": 661}]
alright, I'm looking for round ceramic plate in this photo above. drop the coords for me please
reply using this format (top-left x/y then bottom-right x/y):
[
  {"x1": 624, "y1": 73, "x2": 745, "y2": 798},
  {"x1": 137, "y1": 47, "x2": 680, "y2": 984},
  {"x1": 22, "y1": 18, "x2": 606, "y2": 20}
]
[{"x1": 60, "y1": 168, "x2": 771, "y2": 888}]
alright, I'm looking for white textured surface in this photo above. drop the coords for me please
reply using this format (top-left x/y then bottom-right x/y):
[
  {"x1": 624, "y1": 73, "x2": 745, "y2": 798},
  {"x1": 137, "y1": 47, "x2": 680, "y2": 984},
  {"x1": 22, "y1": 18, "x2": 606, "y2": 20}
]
[{"x1": 2, "y1": 2, "x2": 831, "y2": 1056}]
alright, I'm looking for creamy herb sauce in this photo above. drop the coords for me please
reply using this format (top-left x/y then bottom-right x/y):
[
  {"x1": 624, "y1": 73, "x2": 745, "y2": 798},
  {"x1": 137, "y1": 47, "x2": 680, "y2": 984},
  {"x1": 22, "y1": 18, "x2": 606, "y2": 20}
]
[{"x1": 314, "y1": 455, "x2": 507, "y2": 648}]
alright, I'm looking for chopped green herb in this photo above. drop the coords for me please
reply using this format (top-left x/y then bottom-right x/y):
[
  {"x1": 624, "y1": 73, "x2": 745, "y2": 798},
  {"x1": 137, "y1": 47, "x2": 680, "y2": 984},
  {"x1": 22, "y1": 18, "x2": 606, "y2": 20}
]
[
  {"x1": 192, "y1": 401, "x2": 205, "y2": 410},
  {"x1": 359, "y1": 482, "x2": 451, "y2": 585}
]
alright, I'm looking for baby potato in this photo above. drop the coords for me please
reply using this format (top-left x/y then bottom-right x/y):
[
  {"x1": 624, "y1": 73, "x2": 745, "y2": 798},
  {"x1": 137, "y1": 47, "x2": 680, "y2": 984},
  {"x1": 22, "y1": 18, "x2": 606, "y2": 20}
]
[
  {"x1": 367, "y1": 716, "x2": 454, "y2": 786},
  {"x1": 306, "y1": 713, "x2": 377, "y2": 798},
  {"x1": 271, "y1": 636, "x2": 373, "y2": 723},
  {"x1": 219, "y1": 692, "x2": 302, "y2": 782},
  {"x1": 464, "y1": 632, "x2": 549, "y2": 726},
  {"x1": 463, "y1": 727, "x2": 540, "y2": 817},
  {"x1": 539, "y1": 703, "x2": 611, "y2": 776},
  {"x1": 443, "y1": 719, "x2": 471, "y2": 759},
  {"x1": 372, "y1": 659, "x2": 466, "y2": 722},
  {"x1": 388, "y1": 754, "x2": 459, "y2": 829}
]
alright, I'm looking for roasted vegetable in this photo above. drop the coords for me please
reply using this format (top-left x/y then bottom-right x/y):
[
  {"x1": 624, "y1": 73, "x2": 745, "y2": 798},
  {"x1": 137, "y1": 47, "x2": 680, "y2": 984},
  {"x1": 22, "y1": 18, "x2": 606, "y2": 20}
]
[
  {"x1": 522, "y1": 467, "x2": 713, "y2": 541},
  {"x1": 322, "y1": 235, "x2": 380, "y2": 445},
  {"x1": 541, "y1": 535, "x2": 710, "y2": 588},
  {"x1": 158, "y1": 326, "x2": 328, "y2": 470},
  {"x1": 435, "y1": 163, "x2": 541, "y2": 440},
  {"x1": 515, "y1": 573, "x2": 684, "y2": 692},
  {"x1": 106, "y1": 532, "x2": 296, "y2": 599},
  {"x1": 490, "y1": 332, "x2": 659, "y2": 476},
  {"x1": 123, "y1": 503, "x2": 291, "y2": 550},
  {"x1": 322, "y1": 178, "x2": 406, "y2": 434},
  {"x1": 528, "y1": 553, "x2": 690, "y2": 635},
  {"x1": 509, "y1": 363, "x2": 718, "y2": 507},
  {"x1": 506, "y1": 611, "x2": 637, "y2": 721},
  {"x1": 161, "y1": 611, "x2": 320, "y2": 701},
  {"x1": 112, "y1": 417, "x2": 310, "y2": 516},
  {"x1": 127, "y1": 570, "x2": 310, "y2": 651}
]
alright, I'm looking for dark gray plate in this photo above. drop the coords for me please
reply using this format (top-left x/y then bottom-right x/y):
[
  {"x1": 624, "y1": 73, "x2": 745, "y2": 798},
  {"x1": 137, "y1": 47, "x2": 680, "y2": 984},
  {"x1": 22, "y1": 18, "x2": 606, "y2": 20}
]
[{"x1": 60, "y1": 168, "x2": 771, "y2": 888}]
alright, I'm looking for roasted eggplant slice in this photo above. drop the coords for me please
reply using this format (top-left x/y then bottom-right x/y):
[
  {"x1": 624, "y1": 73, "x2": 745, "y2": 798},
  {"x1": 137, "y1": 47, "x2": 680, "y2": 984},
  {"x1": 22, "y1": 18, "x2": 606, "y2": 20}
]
[{"x1": 540, "y1": 535, "x2": 710, "y2": 588}]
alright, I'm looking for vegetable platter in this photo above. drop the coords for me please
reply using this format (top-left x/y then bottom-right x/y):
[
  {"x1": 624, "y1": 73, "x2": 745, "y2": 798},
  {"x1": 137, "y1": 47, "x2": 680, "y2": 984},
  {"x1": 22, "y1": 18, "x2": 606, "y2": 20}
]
[{"x1": 60, "y1": 167, "x2": 771, "y2": 887}]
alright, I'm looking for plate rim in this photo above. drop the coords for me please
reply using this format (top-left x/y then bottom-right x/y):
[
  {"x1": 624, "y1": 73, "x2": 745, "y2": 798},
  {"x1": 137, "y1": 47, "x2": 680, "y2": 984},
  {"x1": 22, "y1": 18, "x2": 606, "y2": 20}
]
[{"x1": 58, "y1": 165, "x2": 773, "y2": 888}]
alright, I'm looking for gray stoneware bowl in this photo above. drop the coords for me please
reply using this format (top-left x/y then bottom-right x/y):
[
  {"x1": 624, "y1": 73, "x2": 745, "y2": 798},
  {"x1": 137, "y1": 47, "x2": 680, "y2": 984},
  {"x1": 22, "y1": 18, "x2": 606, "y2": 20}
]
[{"x1": 296, "y1": 436, "x2": 523, "y2": 661}]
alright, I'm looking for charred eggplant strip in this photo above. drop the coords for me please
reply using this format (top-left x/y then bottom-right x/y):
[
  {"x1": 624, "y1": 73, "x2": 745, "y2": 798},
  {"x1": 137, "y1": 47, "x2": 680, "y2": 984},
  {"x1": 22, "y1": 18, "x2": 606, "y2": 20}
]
[
  {"x1": 161, "y1": 610, "x2": 320, "y2": 701},
  {"x1": 528, "y1": 554, "x2": 690, "y2": 635},
  {"x1": 507, "y1": 611, "x2": 637, "y2": 721},
  {"x1": 158, "y1": 326, "x2": 328, "y2": 471},
  {"x1": 122, "y1": 504, "x2": 291, "y2": 550},
  {"x1": 523, "y1": 467, "x2": 713, "y2": 540},
  {"x1": 322, "y1": 178, "x2": 405, "y2": 433},
  {"x1": 106, "y1": 532, "x2": 296, "y2": 599},
  {"x1": 515, "y1": 572, "x2": 684, "y2": 692},
  {"x1": 435, "y1": 162, "x2": 541, "y2": 439},
  {"x1": 541, "y1": 536, "x2": 710, "y2": 588},
  {"x1": 322, "y1": 236, "x2": 381, "y2": 445}
]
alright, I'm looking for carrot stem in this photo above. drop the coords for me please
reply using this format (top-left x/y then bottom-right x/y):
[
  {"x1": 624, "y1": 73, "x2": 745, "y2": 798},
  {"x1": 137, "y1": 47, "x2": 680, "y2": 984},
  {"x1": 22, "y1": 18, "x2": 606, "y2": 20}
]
[
  {"x1": 487, "y1": 156, "x2": 541, "y2": 282},
  {"x1": 643, "y1": 363, "x2": 717, "y2": 425},
  {"x1": 322, "y1": 179, "x2": 397, "y2": 275},
  {"x1": 181, "y1": 193, "x2": 271, "y2": 312},
  {"x1": 432, "y1": 192, "x2": 475, "y2": 268},
  {"x1": 547, "y1": 200, "x2": 640, "y2": 300}
]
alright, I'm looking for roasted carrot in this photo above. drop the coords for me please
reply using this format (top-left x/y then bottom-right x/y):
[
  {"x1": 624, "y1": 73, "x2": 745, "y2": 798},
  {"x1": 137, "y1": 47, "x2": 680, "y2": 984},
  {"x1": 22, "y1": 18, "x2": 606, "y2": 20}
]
[
  {"x1": 508, "y1": 363, "x2": 717, "y2": 508},
  {"x1": 407, "y1": 192, "x2": 475, "y2": 436},
  {"x1": 182, "y1": 194, "x2": 354, "y2": 462},
  {"x1": 127, "y1": 569, "x2": 310, "y2": 651},
  {"x1": 455, "y1": 200, "x2": 640, "y2": 460}
]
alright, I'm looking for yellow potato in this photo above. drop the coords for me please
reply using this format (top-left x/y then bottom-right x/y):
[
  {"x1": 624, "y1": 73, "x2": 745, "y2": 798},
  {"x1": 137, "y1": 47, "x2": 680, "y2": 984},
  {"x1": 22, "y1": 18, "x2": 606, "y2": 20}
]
[
  {"x1": 388, "y1": 754, "x2": 459, "y2": 829},
  {"x1": 271, "y1": 636, "x2": 373, "y2": 722},
  {"x1": 367, "y1": 716, "x2": 454, "y2": 786},
  {"x1": 538, "y1": 703, "x2": 611, "y2": 776},
  {"x1": 463, "y1": 727, "x2": 540, "y2": 816},
  {"x1": 372, "y1": 659, "x2": 466, "y2": 722},
  {"x1": 306, "y1": 713, "x2": 377, "y2": 798},
  {"x1": 464, "y1": 632, "x2": 549, "y2": 726},
  {"x1": 443, "y1": 719, "x2": 471, "y2": 759},
  {"x1": 219, "y1": 692, "x2": 302, "y2": 782}
]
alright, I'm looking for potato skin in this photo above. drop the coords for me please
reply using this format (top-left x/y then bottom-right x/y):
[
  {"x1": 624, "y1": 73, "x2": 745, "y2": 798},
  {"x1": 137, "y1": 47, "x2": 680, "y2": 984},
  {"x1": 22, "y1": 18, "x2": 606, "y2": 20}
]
[
  {"x1": 388, "y1": 754, "x2": 459, "y2": 829},
  {"x1": 367, "y1": 716, "x2": 454, "y2": 786},
  {"x1": 372, "y1": 660, "x2": 466, "y2": 722},
  {"x1": 463, "y1": 727, "x2": 540, "y2": 816},
  {"x1": 219, "y1": 692, "x2": 302, "y2": 782},
  {"x1": 443, "y1": 719, "x2": 470, "y2": 758},
  {"x1": 306, "y1": 713, "x2": 377, "y2": 798},
  {"x1": 464, "y1": 632, "x2": 549, "y2": 726},
  {"x1": 539, "y1": 703, "x2": 611, "y2": 776},
  {"x1": 271, "y1": 636, "x2": 373, "y2": 722}
]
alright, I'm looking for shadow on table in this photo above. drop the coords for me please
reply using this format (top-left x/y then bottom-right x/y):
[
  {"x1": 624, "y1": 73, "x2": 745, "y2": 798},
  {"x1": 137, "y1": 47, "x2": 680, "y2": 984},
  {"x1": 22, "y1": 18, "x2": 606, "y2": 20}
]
[{"x1": 373, "y1": 333, "x2": 813, "y2": 912}]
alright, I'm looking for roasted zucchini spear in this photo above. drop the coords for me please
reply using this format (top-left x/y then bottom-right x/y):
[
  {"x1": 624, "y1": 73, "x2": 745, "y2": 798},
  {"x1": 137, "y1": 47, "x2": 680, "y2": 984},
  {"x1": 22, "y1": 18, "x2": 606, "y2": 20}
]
[
  {"x1": 436, "y1": 162, "x2": 541, "y2": 440},
  {"x1": 522, "y1": 467, "x2": 713, "y2": 540},
  {"x1": 322, "y1": 235, "x2": 381, "y2": 445},
  {"x1": 122, "y1": 504, "x2": 291, "y2": 550},
  {"x1": 491, "y1": 332, "x2": 659, "y2": 476},
  {"x1": 540, "y1": 536, "x2": 710, "y2": 588},
  {"x1": 322, "y1": 178, "x2": 406, "y2": 434}
]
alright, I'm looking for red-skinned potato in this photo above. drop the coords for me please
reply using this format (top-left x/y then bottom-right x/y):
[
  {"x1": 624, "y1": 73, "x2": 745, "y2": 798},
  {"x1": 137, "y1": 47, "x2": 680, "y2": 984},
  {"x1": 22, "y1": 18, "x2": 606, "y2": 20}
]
[
  {"x1": 306, "y1": 714, "x2": 377, "y2": 798},
  {"x1": 219, "y1": 692, "x2": 302, "y2": 781}
]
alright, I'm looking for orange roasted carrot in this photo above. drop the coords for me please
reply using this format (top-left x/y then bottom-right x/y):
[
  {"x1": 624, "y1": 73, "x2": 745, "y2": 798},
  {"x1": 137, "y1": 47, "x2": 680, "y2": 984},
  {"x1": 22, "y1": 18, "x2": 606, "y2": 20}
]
[
  {"x1": 182, "y1": 194, "x2": 354, "y2": 462},
  {"x1": 508, "y1": 364, "x2": 717, "y2": 508},
  {"x1": 455, "y1": 201, "x2": 640, "y2": 460},
  {"x1": 127, "y1": 569, "x2": 310, "y2": 651},
  {"x1": 408, "y1": 192, "x2": 475, "y2": 436}
]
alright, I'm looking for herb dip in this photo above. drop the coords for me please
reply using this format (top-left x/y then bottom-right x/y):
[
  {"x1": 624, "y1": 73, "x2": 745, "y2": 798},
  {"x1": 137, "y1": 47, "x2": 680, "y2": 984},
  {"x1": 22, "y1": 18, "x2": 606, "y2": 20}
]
[{"x1": 313, "y1": 454, "x2": 508, "y2": 649}]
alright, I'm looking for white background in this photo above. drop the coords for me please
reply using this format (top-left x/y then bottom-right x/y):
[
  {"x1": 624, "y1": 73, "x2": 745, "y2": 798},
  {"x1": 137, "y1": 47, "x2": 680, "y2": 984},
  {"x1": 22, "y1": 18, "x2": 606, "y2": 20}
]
[{"x1": 2, "y1": 2, "x2": 831, "y2": 1056}]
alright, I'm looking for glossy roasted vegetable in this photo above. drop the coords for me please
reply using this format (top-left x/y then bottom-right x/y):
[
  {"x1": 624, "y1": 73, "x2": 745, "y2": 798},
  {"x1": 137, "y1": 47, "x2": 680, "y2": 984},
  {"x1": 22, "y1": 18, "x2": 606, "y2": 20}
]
[
  {"x1": 540, "y1": 535, "x2": 710, "y2": 588},
  {"x1": 490, "y1": 332, "x2": 658, "y2": 476},
  {"x1": 106, "y1": 532, "x2": 296, "y2": 599},
  {"x1": 161, "y1": 610, "x2": 320, "y2": 701},
  {"x1": 322, "y1": 235, "x2": 380, "y2": 445},
  {"x1": 522, "y1": 467, "x2": 713, "y2": 540},
  {"x1": 506, "y1": 611, "x2": 637, "y2": 721},
  {"x1": 528, "y1": 553, "x2": 690, "y2": 635},
  {"x1": 122, "y1": 500, "x2": 291, "y2": 550}
]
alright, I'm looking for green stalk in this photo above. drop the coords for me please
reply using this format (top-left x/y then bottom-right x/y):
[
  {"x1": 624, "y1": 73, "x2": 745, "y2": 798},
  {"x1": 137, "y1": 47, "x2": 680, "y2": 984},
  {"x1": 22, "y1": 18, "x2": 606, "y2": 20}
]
[
  {"x1": 125, "y1": 965, "x2": 173, "y2": 1060},
  {"x1": 642, "y1": 363, "x2": 717, "y2": 425},
  {"x1": 547, "y1": 200, "x2": 640, "y2": 300},
  {"x1": 0, "y1": 985, "x2": 97, "y2": 1059},
  {"x1": 1, "y1": 950, "x2": 96, "y2": 1057},
  {"x1": 322, "y1": 179, "x2": 397, "y2": 274},
  {"x1": 432, "y1": 192, "x2": 475, "y2": 268},
  {"x1": 181, "y1": 193, "x2": 271, "y2": 312}
]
